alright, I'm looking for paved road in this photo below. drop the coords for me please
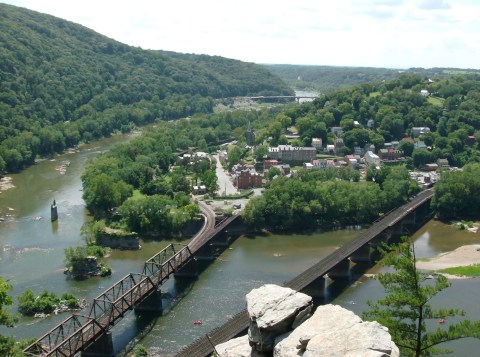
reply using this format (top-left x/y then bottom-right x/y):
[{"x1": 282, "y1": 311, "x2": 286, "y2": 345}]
[{"x1": 213, "y1": 154, "x2": 237, "y2": 196}]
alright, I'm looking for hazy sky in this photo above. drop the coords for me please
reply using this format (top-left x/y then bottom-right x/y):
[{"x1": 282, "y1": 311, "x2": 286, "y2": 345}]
[{"x1": 2, "y1": 0, "x2": 479, "y2": 69}]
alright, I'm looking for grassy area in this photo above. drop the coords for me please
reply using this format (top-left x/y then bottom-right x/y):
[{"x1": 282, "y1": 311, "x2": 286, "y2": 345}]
[
  {"x1": 418, "y1": 258, "x2": 431, "y2": 262},
  {"x1": 131, "y1": 189, "x2": 145, "y2": 200},
  {"x1": 437, "y1": 264, "x2": 480, "y2": 277},
  {"x1": 427, "y1": 96, "x2": 444, "y2": 107},
  {"x1": 369, "y1": 91, "x2": 381, "y2": 97}
]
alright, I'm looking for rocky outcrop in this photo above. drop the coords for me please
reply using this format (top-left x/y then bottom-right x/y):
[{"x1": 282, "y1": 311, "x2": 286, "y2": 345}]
[
  {"x1": 215, "y1": 335, "x2": 266, "y2": 357},
  {"x1": 246, "y1": 284, "x2": 313, "y2": 352},
  {"x1": 274, "y1": 304, "x2": 399, "y2": 357},
  {"x1": 216, "y1": 285, "x2": 399, "y2": 357}
]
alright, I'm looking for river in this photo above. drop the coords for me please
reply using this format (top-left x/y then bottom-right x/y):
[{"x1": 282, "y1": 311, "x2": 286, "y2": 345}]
[{"x1": 1, "y1": 134, "x2": 480, "y2": 356}]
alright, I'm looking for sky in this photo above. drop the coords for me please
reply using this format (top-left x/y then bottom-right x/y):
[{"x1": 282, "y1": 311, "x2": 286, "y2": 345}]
[{"x1": 2, "y1": 0, "x2": 479, "y2": 69}]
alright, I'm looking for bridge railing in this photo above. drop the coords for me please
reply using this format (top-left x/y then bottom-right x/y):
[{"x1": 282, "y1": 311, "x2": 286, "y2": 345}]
[
  {"x1": 23, "y1": 314, "x2": 103, "y2": 357},
  {"x1": 89, "y1": 273, "x2": 156, "y2": 323}
]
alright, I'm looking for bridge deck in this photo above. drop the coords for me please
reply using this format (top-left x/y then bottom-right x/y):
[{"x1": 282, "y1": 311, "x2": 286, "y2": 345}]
[{"x1": 174, "y1": 189, "x2": 433, "y2": 357}]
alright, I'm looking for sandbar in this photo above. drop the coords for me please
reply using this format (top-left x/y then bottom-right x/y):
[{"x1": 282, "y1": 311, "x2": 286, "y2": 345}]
[{"x1": 417, "y1": 244, "x2": 480, "y2": 272}]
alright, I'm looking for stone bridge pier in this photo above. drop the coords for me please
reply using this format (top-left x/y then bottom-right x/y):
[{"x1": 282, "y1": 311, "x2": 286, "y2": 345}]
[
  {"x1": 349, "y1": 243, "x2": 379, "y2": 264},
  {"x1": 134, "y1": 290, "x2": 163, "y2": 314},
  {"x1": 81, "y1": 333, "x2": 114, "y2": 357},
  {"x1": 327, "y1": 259, "x2": 351, "y2": 280}
]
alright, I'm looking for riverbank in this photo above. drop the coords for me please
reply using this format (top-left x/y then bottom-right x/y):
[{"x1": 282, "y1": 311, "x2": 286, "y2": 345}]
[
  {"x1": 417, "y1": 244, "x2": 480, "y2": 278},
  {"x1": 0, "y1": 176, "x2": 14, "y2": 193}
]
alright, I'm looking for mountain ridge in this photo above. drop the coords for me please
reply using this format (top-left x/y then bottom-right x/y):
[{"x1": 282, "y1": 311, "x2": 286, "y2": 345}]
[{"x1": 0, "y1": 3, "x2": 292, "y2": 172}]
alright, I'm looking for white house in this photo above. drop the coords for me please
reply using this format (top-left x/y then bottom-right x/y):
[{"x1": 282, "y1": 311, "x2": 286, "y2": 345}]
[
  {"x1": 412, "y1": 127, "x2": 431, "y2": 138},
  {"x1": 364, "y1": 151, "x2": 380, "y2": 166},
  {"x1": 312, "y1": 138, "x2": 323, "y2": 151},
  {"x1": 420, "y1": 89, "x2": 429, "y2": 97}
]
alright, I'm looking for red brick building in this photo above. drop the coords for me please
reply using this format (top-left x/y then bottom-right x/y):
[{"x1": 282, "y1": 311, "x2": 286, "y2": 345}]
[
  {"x1": 233, "y1": 169, "x2": 263, "y2": 189},
  {"x1": 378, "y1": 148, "x2": 404, "y2": 162}
]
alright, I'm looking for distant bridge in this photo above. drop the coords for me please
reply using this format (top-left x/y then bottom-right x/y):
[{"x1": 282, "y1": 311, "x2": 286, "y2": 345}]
[
  {"x1": 24, "y1": 202, "x2": 240, "y2": 357},
  {"x1": 245, "y1": 95, "x2": 319, "y2": 102},
  {"x1": 174, "y1": 189, "x2": 434, "y2": 357}
]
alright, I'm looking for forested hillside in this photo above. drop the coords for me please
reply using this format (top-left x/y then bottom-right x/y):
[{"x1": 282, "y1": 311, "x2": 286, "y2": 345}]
[
  {"x1": 265, "y1": 64, "x2": 480, "y2": 94},
  {"x1": 0, "y1": 4, "x2": 292, "y2": 172},
  {"x1": 264, "y1": 64, "x2": 399, "y2": 93}
]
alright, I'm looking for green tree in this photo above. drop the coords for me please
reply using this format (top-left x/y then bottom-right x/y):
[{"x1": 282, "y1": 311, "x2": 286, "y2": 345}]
[
  {"x1": 0, "y1": 277, "x2": 18, "y2": 356},
  {"x1": 364, "y1": 237, "x2": 480, "y2": 356},
  {"x1": 398, "y1": 140, "x2": 415, "y2": 157},
  {"x1": 0, "y1": 278, "x2": 16, "y2": 328},
  {"x1": 266, "y1": 166, "x2": 281, "y2": 180},
  {"x1": 227, "y1": 145, "x2": 243, "y2": 169},
  {"x1": 82, "y1": 173, "x2": 133, "y2": 216}
]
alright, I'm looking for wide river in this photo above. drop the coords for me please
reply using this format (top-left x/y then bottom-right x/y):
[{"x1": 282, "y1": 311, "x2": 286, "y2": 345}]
[{"x1": 1, "y1": 133, "x2": 480, "y2": 356}]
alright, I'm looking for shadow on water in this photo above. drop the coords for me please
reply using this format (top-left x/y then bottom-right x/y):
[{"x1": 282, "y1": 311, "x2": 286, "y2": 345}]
[
  {"x1": 114, "y1": 278, "x2": 198, "y2": 355},
  {"x1": 302, "y1": 260, "x2": 378, "y2": 307}
]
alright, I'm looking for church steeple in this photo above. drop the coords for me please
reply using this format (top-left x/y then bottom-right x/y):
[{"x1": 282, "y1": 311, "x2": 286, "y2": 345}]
[{"x1": 246, "y1": 121, "x2": 255, "y2": 147}]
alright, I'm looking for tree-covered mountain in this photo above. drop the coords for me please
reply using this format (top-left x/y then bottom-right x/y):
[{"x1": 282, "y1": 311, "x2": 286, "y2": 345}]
[
  {"x1": 264, "y1": 64, "x2": 480, "y2": 94},
  {"x1": 264, "y1": 64, "x2": 399, "y2": 93},
  {"x1": 0, "y1": 3, "x2": 292, "y2": 172}
]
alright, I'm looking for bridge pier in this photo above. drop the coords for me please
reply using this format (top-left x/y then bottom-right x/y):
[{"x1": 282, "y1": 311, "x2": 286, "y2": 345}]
[
  {"x1": 301, "y1": 276, "x2": 326, "y2": 300},
  {"x1": 81, "y1": 332, "x2": 114, "y2": 357},
  {"x1": 349, "y1": 244, "x2": 374, "y2": 264},
  {"x1": 327, "y1": 259, "x2": 351, "y2": 280},
  {"x1": 134, "y1": 290, "x2": 163, "y2": 314},
  {"x1": 174, "y1": 257, "x2": 199, "y2": 279}
]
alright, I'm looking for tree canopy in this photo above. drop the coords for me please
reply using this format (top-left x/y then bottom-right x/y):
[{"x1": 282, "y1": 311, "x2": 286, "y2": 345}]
[{"x1": 0, "y1": 3, "x2": 292, "y2": 173}]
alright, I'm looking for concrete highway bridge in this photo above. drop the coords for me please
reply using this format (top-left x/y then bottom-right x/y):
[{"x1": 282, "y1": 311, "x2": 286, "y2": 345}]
[{"x1": 174, "y1": 189, "x2": 434, "y2": 357}]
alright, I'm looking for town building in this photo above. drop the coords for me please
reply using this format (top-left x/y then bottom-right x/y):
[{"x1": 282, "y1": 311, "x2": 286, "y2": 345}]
[
  {"x1": 233, "y1": 169, "x2": 263, "y2": 189},
  {"x1": 364, "y1": 151, "x2": 380, "y2": 166},
  {"x1": 331, "y1": 127, "x2": 344, "y2": 137},
  {"x1": 312, "y1": 138, "x2": 323, "y2": 151},
  {"x1": 378, "y1": 148, "x2": 404, "y2": 162},
  {"x1": 263, "y1": 159, "x2": 279, "y2": 171},
  {"x1": 267, "y1": 145, "x2": 316, "y2": 164},
  {"x1": 246, "y1": 121, "x2": 256, "y2": 147},
  {"x1": 334, "y1": 137, "x2": 345, "y2": 155},
  {"x1": 414, "y1": 141, "x2": 428, "y2": 150},
  {"x1": 437, "y1": 158, "x2": 450, "y2": 170},
  {"x1": 274, "y1": 164, "x2": 291, "y2": 175},
  {"x1": 231, "y1": 163, "x2": 254, "y2": 174},
  {"x1": 192, "y1": 185, "x2": 207, "y2": 195},
  {"x1": 412, "y1": 127, "x2": 431, "y2": 138},
  {"x1": 466, "y1": 136, "x2": 476, "y2": 146}
]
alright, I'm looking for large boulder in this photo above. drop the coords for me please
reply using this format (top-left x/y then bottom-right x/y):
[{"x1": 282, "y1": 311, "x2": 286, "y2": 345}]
[
  {"x1": 274, "y1": 304, "x2": 399, "y2": 357},
  {"x1": 215, "y1": 335, "x2": 266, "y2": 357},
  {"x1": 246, "y1": 284, "x2": 313, "y2": 352}
]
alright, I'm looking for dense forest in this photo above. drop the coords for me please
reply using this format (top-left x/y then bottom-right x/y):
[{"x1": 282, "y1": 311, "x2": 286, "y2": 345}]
[
  {"x1": 265, "y1": 64, "x2": 480, "y2": 94},
  {"x1": 0, "y1": 3, "x2": 292, "y2": 173},
  {"x1": 264, "y1": 64, "x2": 399, "y2": 93},
  {"x1": 243, "y1": 166, "x2": 420, "y2": 229}
]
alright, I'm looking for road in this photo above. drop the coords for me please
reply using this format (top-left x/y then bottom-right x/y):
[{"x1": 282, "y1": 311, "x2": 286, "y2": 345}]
[{"x1": 213, "y1": 154, "x2": 237, "y2": 196}]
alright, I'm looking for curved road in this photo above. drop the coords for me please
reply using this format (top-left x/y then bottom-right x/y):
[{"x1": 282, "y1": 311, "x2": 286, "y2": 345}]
[{"x1": 189, "y1": 201, "x2": 216, "y2": 252}]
